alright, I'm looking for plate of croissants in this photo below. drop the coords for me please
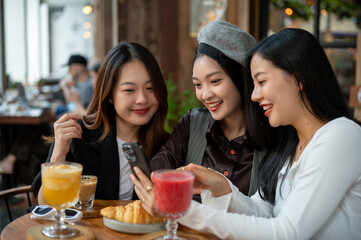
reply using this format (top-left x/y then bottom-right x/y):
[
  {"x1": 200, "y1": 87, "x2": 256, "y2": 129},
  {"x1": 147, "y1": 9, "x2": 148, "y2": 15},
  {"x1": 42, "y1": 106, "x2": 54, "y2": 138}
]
[{"x1": 100, "y1": 200, "x2": 166, "y2": 234}]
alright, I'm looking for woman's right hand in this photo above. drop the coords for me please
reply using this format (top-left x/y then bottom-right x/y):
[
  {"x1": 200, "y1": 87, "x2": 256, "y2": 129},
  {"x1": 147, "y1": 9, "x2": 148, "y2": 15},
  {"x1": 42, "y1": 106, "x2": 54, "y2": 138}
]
[
  {"x1": 182, "y1": 164, "x2": 231, "y2": 197},
  {"x1": 51, "y1": 113, "x2": 82, "y2": 163},
  {"x1": 130, "y1": 167, "x2": 157, "y2": 217}
]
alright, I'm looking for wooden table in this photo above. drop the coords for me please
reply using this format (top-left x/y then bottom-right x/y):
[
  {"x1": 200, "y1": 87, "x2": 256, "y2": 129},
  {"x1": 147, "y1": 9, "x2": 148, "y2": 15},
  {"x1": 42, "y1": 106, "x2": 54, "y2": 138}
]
[
  {"x1": 0, "y1": 108, "x2": 55, "y2": 125},
  {"x1": 1, "y1": 200, "x2": 219, "y2": 240}
]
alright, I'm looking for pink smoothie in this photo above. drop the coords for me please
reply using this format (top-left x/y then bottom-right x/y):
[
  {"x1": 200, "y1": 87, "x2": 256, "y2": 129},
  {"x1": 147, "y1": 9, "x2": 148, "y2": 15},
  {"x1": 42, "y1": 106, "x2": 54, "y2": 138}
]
[{"x1": 154, "y1": 170, "x2": 194, "y2": 217}]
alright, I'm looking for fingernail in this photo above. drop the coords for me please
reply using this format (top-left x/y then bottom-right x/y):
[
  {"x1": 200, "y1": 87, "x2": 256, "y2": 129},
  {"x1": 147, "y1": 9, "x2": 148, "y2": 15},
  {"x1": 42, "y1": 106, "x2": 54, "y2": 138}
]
[{"x1": 134, "y1": 167, "x2": 139, "y2": 172}]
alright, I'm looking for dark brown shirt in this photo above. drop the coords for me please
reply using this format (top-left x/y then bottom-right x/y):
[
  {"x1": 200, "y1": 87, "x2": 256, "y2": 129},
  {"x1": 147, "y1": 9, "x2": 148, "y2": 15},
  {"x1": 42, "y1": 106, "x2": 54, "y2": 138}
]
[{"x1": 150, "y1": 110, "x2": 254, "y2": 196}]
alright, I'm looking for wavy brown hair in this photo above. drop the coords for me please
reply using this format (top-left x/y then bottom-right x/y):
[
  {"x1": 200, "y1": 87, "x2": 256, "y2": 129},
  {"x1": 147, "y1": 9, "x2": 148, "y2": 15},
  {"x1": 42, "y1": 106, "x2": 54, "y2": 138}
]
[{"x1": 83, "y1": 41, "x2": 168, "y2": 158}]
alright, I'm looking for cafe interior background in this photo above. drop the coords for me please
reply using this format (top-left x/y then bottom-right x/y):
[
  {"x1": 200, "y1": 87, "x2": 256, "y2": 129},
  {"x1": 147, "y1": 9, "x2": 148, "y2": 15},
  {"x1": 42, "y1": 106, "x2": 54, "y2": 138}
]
[{"x1": 0, "y1": 0, "x2": 360, "y2": 230}]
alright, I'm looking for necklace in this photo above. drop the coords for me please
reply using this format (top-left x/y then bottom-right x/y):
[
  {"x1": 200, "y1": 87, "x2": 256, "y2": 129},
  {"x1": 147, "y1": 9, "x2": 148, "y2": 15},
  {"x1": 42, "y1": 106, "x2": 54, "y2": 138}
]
[{"x1": 298, "y1": 138, "x2": 311, "y2": 151}]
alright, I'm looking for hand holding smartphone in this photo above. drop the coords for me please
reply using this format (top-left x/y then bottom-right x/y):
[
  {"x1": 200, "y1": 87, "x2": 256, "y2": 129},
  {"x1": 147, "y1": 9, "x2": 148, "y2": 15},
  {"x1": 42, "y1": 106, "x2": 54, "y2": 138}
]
[{"x1": 122, "y1": 143, "x2": 151, "y2": 178}]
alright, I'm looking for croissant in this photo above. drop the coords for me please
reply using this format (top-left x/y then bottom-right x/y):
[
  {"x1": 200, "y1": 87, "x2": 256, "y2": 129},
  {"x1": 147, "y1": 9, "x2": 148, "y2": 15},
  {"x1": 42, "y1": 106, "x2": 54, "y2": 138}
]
[{"x1": 100, "y1": 200, "x2": 166, "y2": 224}]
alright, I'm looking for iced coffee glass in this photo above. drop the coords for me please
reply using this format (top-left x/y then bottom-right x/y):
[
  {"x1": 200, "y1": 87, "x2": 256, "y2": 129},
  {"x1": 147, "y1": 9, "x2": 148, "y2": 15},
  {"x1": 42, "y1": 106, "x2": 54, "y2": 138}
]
[{"x1": 75, "y1": 175, "x2": 97, "y2": 210}]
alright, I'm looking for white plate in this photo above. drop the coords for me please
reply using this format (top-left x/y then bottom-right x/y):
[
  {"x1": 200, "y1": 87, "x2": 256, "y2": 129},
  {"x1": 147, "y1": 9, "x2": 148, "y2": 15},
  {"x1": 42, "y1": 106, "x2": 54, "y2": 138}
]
[{"x1": 103, "y1": 217, "x2": 166, "y2": 234}]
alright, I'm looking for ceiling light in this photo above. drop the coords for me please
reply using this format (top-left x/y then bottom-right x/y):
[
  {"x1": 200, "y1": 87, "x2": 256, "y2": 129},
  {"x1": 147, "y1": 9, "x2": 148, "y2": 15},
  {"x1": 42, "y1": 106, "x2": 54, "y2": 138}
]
[{"x1": 82, "y1": 4, "x2": 93, "y2": 15}]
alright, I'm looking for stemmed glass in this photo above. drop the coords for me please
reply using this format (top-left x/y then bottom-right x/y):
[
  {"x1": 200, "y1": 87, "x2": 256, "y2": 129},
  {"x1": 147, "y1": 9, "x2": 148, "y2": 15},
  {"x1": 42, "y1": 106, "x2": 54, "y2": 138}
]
[
  {"x1": 153, "y1": 169, "x2": 195, "y2": 240},
  {"x1": 41, "y1": 161, "x2": 83, "y2": 238}
]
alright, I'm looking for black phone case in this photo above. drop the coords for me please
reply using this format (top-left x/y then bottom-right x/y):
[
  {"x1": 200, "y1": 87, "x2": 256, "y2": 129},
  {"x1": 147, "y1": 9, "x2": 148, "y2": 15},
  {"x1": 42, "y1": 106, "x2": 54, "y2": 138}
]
[{"x1": 122, "y1": 143, "x2": 151, "y2": 178}]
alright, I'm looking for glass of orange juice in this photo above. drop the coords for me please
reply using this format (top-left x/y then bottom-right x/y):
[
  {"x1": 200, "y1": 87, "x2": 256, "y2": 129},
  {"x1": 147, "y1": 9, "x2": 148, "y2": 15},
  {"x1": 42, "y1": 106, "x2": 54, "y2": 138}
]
[{"x1": 41, "y1": 161, "x2": 83, "y2": 238}]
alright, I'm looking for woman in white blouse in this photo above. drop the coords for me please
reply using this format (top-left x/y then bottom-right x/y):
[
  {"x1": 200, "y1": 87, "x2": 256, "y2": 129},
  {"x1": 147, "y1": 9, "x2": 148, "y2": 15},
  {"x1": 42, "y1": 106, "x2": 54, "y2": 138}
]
[{"x1": 133, "y1": 28, "x2": 361, "y2": 240}]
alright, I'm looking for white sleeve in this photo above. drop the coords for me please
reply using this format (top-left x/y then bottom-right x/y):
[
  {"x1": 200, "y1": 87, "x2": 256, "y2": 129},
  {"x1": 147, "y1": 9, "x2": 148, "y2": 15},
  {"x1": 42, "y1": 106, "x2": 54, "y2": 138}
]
[
  {"x1": 179, "y1": 120, "x2": 361, "y2": 240},
  {"x1": 200, "y1": 189, "x2": 232, "y2": 211},
  {"x1": 201, "y1": 178, "x2": 273, "y2": 216},
  {"x1": 199, "y1": 170, "x2": 233, "y2": 211}
]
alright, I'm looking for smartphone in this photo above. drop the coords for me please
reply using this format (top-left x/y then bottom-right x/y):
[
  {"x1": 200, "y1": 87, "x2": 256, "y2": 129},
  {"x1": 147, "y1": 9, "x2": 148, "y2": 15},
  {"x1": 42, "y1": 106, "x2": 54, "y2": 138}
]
[{"x1": 122, "y1": 143, "x2": 151, "y2": 178}]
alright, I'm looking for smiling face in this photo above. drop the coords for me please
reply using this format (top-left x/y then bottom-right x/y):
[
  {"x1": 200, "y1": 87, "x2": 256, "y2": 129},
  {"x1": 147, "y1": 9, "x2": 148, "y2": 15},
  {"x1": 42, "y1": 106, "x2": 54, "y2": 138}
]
[
  {"x1": 112, "y1": 59, "x2": 159, "y2": 130},
  {"x1": 250, "y1": 54, "x2": 305, "y2": 128},
  {"x1": 192, "y1": 55, "x2": 242, "y2": 122}
]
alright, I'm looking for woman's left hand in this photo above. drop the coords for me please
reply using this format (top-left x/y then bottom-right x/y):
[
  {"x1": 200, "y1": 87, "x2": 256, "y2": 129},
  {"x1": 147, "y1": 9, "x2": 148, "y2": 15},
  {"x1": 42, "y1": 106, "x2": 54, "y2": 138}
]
[{"x1": 130, "y1": 167, "x2": 157, "y2": 216}]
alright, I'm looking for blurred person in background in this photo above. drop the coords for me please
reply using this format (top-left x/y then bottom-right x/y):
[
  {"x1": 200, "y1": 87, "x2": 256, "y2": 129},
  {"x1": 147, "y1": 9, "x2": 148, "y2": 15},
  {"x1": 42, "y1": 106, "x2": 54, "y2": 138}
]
[
  {"x1": 63, "y1": 59, "x2": 102, "y2": 115},
  {"x1": 56, "y1": 54, "x2": 94, "y2": 115},
  {"x1": 0, "y1": 56, "x2": 97, "y2": 185},
  {"x1": 90, "y1": 60, "x2": 102, "y2": 89}
]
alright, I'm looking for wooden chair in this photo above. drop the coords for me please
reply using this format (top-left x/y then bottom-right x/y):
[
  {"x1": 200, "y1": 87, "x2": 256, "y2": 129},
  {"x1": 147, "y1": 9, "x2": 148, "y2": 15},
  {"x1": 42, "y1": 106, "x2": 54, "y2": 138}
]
[{"x1": 0, "y1": 185, "x2": 34, "y2": 222}]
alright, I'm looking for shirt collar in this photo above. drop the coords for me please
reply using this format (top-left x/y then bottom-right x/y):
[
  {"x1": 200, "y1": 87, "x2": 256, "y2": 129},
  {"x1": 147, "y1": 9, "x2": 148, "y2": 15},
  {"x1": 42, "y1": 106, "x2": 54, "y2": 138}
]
[{"x1": 206, "y1": 118, "x2": 248, "y2": 145}]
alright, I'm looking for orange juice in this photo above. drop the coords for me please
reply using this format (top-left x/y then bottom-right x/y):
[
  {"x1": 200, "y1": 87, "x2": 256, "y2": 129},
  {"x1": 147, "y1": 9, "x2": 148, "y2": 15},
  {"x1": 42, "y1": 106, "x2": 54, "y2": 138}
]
[{"x1": 42, "y1": 163, "x2": 82, "y2": 209}]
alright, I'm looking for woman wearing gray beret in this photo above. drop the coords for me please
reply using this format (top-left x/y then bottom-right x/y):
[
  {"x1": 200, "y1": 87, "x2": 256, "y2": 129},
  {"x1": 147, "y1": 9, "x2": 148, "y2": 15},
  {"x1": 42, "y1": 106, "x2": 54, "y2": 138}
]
[
  {"x1": 131, "y1": 21, "x2": 262, "y2": 206},
  {"x1": 145, "y1": 20, "x2": 262, "y2": 202}
]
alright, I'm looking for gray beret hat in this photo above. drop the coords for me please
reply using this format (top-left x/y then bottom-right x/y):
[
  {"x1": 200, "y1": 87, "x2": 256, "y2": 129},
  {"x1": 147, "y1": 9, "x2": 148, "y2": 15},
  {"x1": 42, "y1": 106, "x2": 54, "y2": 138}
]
[{"x1": 197, "y1": 20, "x2": 256, "y2": 66}]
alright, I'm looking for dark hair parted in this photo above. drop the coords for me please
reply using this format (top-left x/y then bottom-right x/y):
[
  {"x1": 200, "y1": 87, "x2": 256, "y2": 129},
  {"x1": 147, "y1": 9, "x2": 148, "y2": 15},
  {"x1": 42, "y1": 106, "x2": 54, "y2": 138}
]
[
  {"x1": 84, "y1": 41, "x2": 169, "y2": 159},
  {"x1": 245, "y1": 28, "x2": 355, "y2": 204},
  {"x1": 194, "y1": 44, "x2": 258, "y2": 148}
]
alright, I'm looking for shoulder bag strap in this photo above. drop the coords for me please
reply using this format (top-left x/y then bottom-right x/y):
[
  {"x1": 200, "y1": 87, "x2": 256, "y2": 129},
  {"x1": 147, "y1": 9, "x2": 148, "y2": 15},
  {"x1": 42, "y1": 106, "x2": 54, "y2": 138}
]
[
  {"x1": 248, "y1": 149, "x2": 266, "y2": 196},
  {"x1": 185, "y1": 108, "x2": 211, "y2": 166}
]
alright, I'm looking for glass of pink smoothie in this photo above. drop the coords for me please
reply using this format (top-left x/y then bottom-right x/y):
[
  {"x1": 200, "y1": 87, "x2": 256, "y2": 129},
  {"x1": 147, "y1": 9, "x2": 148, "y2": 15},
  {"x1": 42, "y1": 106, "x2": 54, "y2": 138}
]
[{"x1": 153, "y1": 169, "x2": 194, "y2": 240}]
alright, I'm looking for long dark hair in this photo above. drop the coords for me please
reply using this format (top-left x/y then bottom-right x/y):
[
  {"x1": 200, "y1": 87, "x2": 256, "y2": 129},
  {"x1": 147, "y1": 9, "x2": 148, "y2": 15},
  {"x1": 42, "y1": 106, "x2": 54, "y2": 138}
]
[
  {"x1": 245, "y1": 28, "x2": 354, "y2": 204},
  {"x1": 193, "y1": 44, "x2": 259, "y2": 147},
  {"x1": 84, "y1": 41, "x2": 169, "y2": 158}
]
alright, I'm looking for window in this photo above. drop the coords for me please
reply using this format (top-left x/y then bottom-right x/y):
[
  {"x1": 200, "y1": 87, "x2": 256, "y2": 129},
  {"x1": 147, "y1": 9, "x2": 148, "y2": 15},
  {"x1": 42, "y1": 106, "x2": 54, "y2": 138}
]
[
  {"x1": 1, "y1": 0, "x2": 94, "y2": 89},
  {"x1": 263, "y1": 0, "x2": 359, "y2": 112}
]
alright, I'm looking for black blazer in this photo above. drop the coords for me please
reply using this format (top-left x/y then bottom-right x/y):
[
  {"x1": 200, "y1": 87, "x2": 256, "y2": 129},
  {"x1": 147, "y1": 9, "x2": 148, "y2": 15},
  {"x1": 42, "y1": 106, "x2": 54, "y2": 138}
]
[{"x1": 31, "y1": 119, "x2": 123, "y2": 200}]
